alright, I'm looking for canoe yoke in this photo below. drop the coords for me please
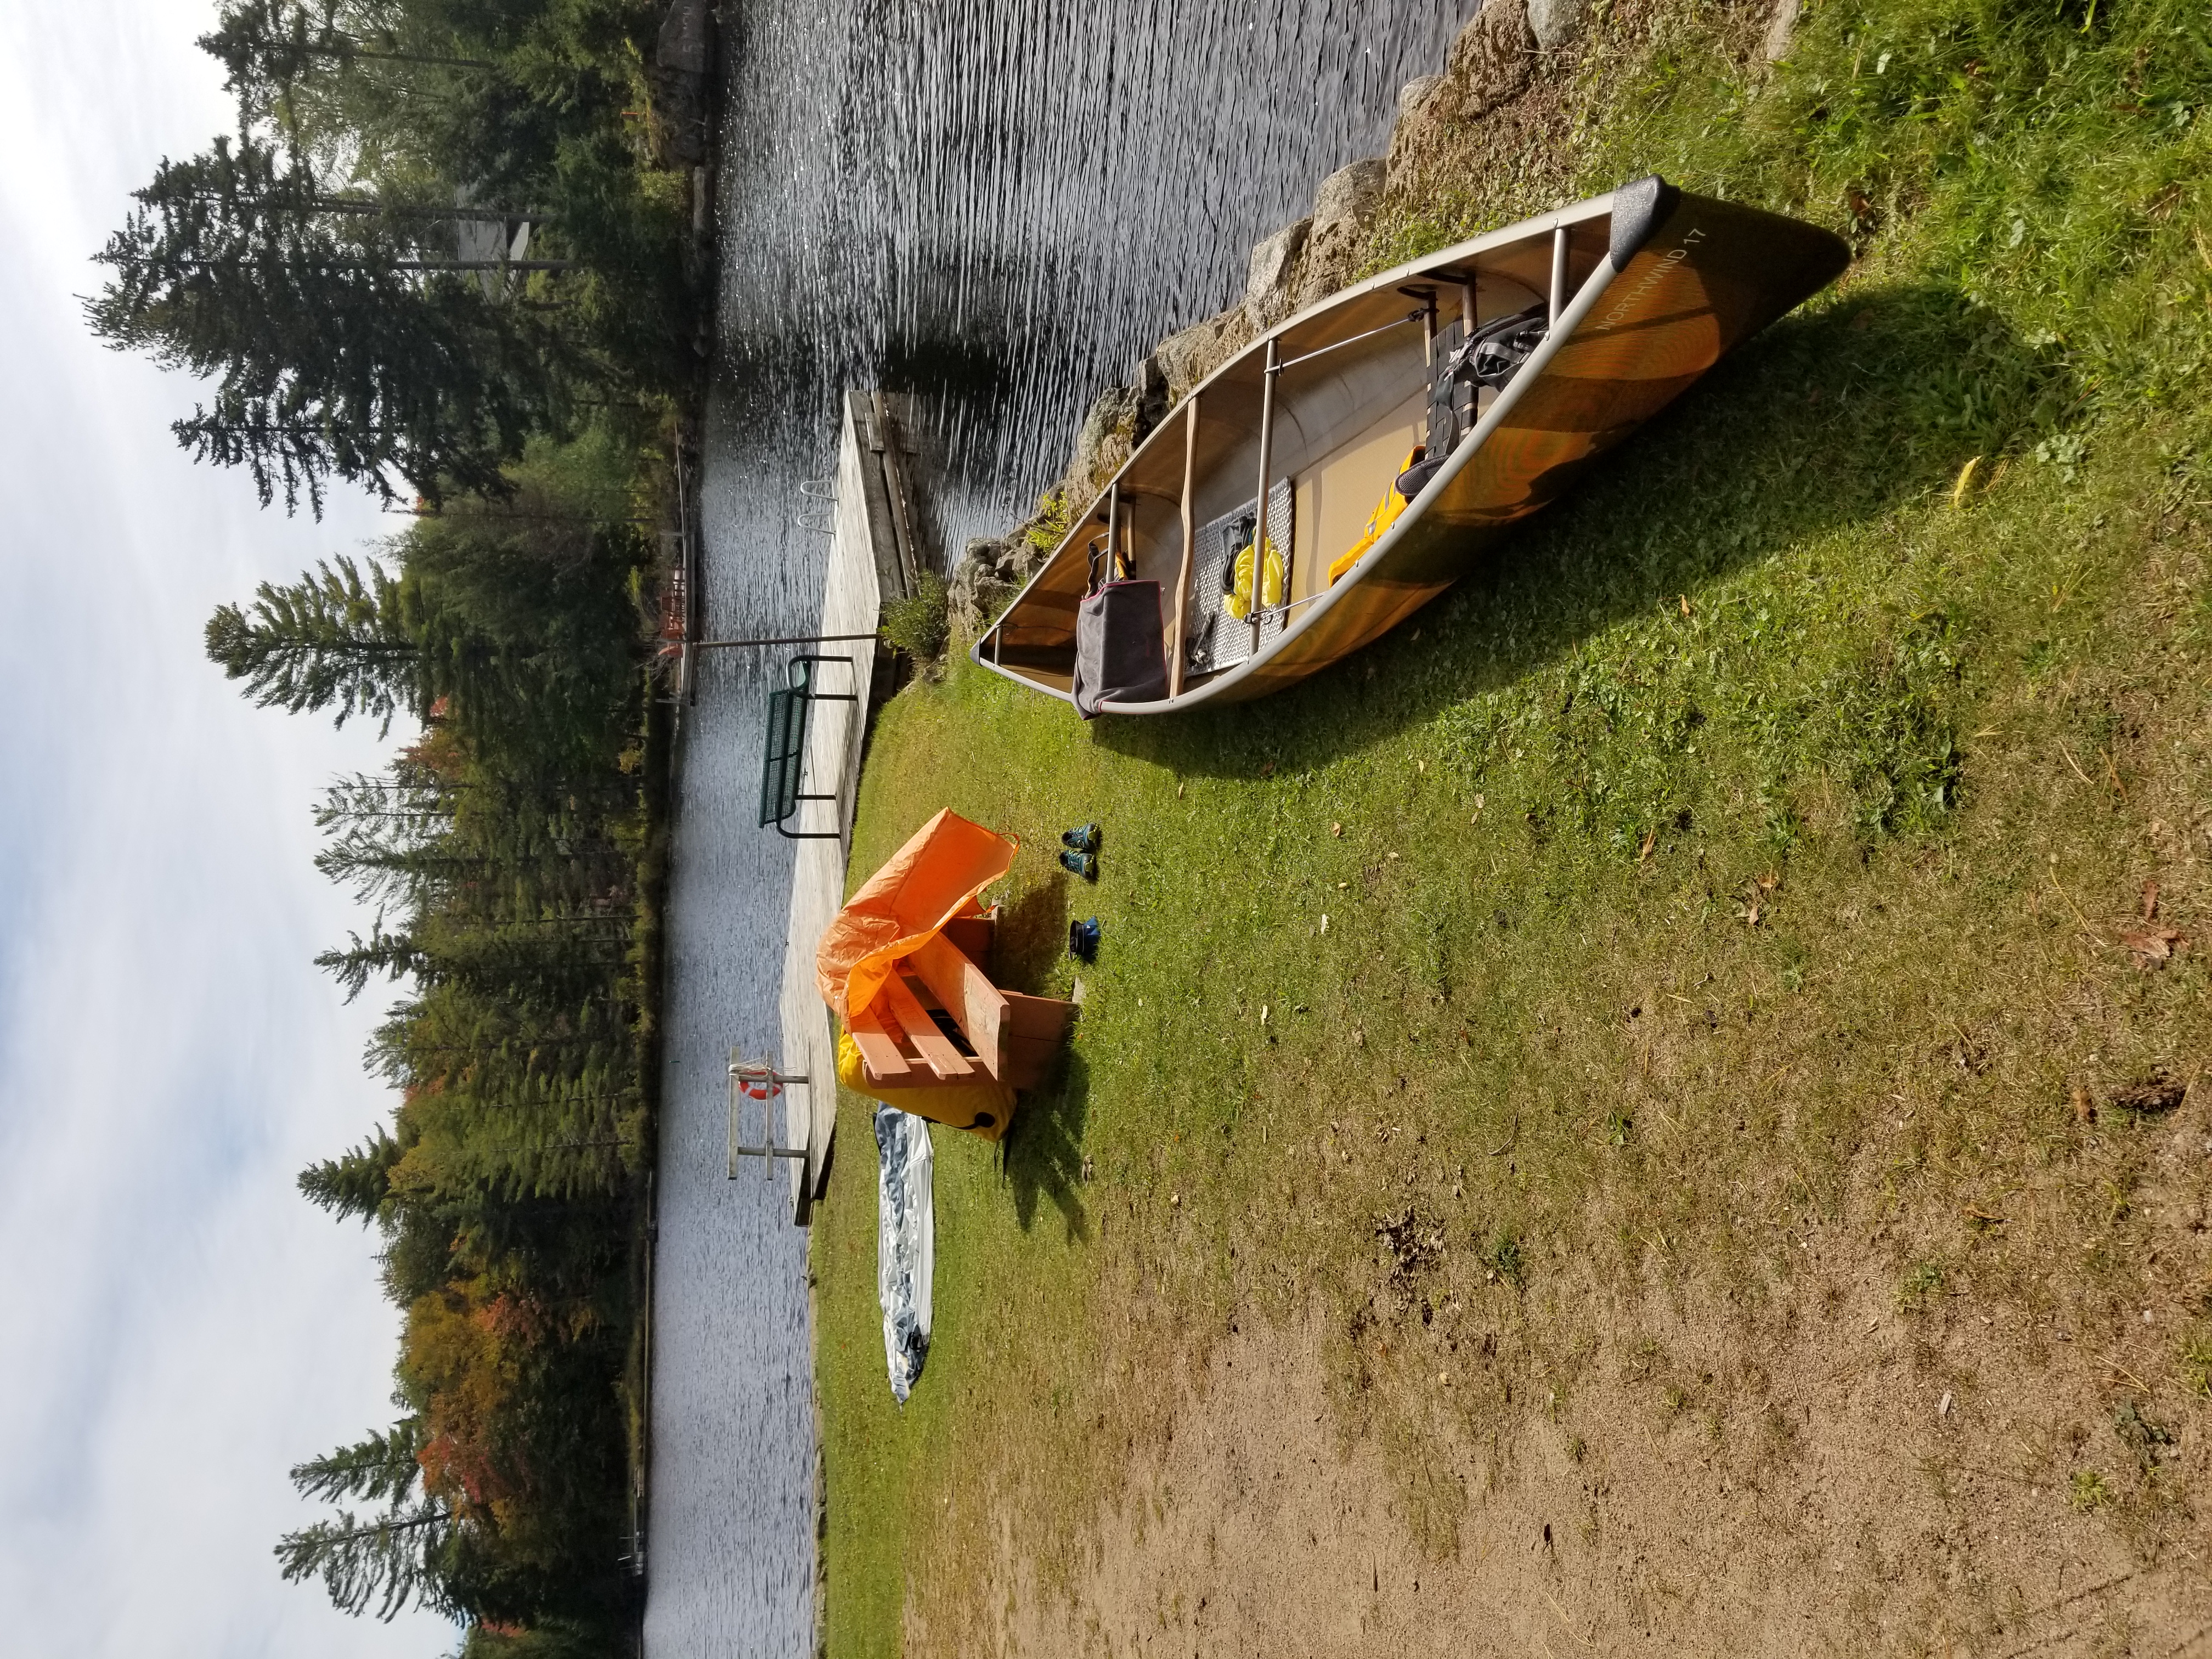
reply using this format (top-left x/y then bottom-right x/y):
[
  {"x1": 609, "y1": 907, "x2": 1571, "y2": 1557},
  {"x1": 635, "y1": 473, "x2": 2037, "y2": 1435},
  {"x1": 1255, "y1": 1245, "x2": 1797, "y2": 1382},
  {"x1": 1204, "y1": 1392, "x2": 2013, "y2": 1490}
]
[
  {"x1": 758, "y1": 652, "x2": 857, "y2": 839},
  {"x1": 846, "y1": 913, "x2": 1076, "y2": 1093}
]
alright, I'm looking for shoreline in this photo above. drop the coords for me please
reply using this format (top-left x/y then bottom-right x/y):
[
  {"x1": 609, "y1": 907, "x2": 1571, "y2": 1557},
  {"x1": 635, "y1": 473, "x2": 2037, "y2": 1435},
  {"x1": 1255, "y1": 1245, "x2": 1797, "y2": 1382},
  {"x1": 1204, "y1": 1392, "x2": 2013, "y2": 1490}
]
[{"x1": 625, "y1": 0, "x2": 730, "y2": 1612}]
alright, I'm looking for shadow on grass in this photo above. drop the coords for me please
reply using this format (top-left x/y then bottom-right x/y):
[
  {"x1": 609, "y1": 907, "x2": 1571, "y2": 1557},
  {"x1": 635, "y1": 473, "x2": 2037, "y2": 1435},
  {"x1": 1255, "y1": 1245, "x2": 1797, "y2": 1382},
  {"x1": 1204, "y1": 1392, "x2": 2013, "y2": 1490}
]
[
  {"x1": 1092, "y1": 281, "x2": 2072, "y2": 777},
  {"x1": 990, "y1": 876, "x2": 1092, "y2": 1239},
  {"x1": 1004, "y1": 1046, "x2": 1091, "y2": 1242},
  {"x1": 995, "y1": 868, "x2": 1074, "y2": 990}
]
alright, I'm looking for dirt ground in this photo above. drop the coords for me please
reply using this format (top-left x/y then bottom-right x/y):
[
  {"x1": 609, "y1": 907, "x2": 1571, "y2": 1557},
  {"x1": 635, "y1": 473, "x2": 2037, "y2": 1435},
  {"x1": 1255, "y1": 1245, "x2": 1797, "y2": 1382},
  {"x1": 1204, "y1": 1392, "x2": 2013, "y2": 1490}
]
[{"x1": 962, "y1": 1257, "x2": 2212, "y2": 1658}]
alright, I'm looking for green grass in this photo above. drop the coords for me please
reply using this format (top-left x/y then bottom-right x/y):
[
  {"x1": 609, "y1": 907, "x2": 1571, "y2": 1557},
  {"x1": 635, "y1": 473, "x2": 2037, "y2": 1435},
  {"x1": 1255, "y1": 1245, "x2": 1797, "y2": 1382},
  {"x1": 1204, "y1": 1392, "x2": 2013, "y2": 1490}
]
[{"x1": 815, "y1": 1, "x2": 2212, "y2": 1650}]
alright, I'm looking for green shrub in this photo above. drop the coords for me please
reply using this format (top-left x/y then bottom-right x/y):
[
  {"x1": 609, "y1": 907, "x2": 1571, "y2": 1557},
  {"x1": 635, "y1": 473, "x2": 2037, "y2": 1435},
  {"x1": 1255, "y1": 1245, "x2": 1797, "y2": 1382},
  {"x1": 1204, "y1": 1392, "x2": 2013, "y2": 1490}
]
[{"x1": 882, "y1": 570, "x2": 950, "y2": 661}]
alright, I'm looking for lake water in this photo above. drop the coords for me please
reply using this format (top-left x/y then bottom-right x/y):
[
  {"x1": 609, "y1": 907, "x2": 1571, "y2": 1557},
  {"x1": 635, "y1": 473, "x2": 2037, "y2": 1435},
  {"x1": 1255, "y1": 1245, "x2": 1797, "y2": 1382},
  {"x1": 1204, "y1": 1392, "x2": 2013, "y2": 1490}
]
[{"x1": 646, "y1": 2, "x2": 1478, "y2": 1651}]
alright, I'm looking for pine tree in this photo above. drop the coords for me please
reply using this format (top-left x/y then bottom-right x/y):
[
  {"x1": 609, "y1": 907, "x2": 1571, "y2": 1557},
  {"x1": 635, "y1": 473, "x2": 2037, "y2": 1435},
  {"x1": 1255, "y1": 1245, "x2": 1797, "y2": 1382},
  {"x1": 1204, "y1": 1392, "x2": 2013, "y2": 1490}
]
[
  {"x1": 317, "y1": 923, "x2": 427, "y2": 1000},
  {"x1": 275, "y1": 1502, "x2": 458, "y2": 1621},
  {"x1": 205, "y1": 555, "x2": 420, "y2": 730},
  {"x1": 89, "y1": 134, "x2": 569, "y2": 512},
  {"x1": 201, "y1": 1, "x2": 495, "y2": 104},
  {"x1": 298, "y1": 1128, "x2": 405, "y2": 1225}
]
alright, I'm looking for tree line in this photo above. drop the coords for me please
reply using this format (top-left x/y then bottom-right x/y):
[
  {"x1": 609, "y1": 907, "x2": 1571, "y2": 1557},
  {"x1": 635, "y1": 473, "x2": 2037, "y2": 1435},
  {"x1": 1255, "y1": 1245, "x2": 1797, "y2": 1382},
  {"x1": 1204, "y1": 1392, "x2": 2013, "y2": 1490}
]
[
  {"x1": 217, "y1": 428, "x2": 662, "y2": 1654},
  {"x1": 92, "y1": 3, "x2": 701, "y2": 1653},
  {"x1": 91, "y1": 0, "x2": 698, "y2": 516}
]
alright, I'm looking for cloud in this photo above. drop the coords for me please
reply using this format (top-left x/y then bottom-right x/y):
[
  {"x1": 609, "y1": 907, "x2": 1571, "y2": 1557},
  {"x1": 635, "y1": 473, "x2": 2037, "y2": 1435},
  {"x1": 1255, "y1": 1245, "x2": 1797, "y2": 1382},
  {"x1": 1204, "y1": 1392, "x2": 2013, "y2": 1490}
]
[{"x1": 0, "y1": 4, "x2": 455, "y2": 1652}]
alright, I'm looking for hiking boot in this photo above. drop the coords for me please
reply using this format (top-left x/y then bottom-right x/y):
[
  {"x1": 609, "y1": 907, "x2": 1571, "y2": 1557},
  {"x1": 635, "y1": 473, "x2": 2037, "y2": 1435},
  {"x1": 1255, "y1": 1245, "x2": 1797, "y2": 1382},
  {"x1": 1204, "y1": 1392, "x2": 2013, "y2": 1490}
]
[
  {"x1": 1058, "y1": 849, "x2": 1097, "y2": 881},
  {"x1": 1060, "y1": 822, "x2": 1101, "y2": 854}
]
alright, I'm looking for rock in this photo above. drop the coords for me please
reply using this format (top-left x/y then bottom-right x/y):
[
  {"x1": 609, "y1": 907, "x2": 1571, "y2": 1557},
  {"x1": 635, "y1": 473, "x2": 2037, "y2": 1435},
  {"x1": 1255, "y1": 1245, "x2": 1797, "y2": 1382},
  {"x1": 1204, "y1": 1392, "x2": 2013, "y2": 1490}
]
[
  {"x1": 656, "y1": 0, "x2": 713, "y2": 74},
  {"x1": 1154, "y1": 306, "x2": 1252, "y2": 403},
  {"x1": 1064, "y1": 384, "x2": 1138, "y2": 506},
  {"x1": 1244, "y1": 217, "x2": 1311, "y2": 330},
  {"x1": 949, "y1": 537, "x2": 1021, "y2": 640},
  {"x1": 1526, "y1": 0, "x2": 1587, "y2": 52},
  {"x1": 1297, "y1": 158, "x2": 1389, "y2": 308},
  {"x1": 1763, "y1": 0, "x2": 1801, "y2": 62},
  {"x1": 1387, "y1": 0, "x2": 1543, "y2": 199},
  {"x1": 1398, "y1": 74, "x2": 1446, "y2": 118},
  {"x1": 1130, "y1": 351, "x2": 1169, "y2": 448},
  {"x1": 1312, "y1": 157, "x2": 1387, "y2": 234},
  {"x1": 1448, "y1": 0, "x2": 1539, "y2": 115}
]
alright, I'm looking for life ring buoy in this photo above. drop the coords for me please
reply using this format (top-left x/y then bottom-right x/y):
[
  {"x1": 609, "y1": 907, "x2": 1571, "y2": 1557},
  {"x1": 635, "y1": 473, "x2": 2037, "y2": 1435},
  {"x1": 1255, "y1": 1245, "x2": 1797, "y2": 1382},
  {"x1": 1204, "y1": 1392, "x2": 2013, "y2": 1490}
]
[{"x1": 735, "y1": 1070, "x2": 782, "y2": 1102}]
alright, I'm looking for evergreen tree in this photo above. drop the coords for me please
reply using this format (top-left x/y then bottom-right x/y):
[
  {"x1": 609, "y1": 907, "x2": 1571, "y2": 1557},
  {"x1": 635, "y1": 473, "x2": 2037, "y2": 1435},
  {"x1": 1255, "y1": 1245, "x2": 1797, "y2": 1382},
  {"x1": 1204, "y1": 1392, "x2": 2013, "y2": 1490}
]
[
  {"x1": 89, "y1": 134, "x2": 569, "y2": 511},
  {"x1": 201, "y1": 0, "x2": 495, "y2": 96},
  {"x1": 275, "y1": 1501, "x2": 459, "y2": 1621},
  {"x1": 205, "y1": 555, "x2": 420, "y2": 730},
  {"x1": 299, "y1": 1128, "x2": 406, "y2": 1224},
  {"x1": 317, "y1": 922, "x2": 428, "y2": 1000}
]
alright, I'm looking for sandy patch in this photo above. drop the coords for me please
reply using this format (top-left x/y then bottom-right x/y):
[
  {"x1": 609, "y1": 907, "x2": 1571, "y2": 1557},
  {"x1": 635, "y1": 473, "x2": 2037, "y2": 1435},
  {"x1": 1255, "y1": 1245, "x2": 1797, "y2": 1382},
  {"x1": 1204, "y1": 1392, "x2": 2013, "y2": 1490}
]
[{"x1": 951, "y1": 1300, "x2": 2212, "y2": 1658}]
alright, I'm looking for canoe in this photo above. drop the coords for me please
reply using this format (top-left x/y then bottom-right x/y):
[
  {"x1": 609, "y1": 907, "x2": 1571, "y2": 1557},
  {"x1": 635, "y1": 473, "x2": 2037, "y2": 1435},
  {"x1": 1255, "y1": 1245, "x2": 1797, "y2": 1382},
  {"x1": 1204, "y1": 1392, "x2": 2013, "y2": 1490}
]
[{"x1": 972, "y1": 176, "x2": 1849, "y2": 714}]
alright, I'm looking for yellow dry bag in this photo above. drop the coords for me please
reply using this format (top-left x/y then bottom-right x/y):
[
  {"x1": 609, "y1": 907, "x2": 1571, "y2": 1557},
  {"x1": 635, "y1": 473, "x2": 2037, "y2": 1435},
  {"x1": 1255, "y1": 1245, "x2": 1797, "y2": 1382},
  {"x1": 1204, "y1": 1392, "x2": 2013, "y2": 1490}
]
[{"x1": 1224, "y1": 535, "x2": 1284, "y2": 621}]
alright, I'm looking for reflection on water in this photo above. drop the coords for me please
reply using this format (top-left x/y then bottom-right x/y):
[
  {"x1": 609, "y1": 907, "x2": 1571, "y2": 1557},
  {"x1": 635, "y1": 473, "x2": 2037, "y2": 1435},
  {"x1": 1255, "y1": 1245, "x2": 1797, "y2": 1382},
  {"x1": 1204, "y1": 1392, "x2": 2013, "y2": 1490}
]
[{"x1": 647, "y1": 2, "x2": 1475, "y2": 1651}]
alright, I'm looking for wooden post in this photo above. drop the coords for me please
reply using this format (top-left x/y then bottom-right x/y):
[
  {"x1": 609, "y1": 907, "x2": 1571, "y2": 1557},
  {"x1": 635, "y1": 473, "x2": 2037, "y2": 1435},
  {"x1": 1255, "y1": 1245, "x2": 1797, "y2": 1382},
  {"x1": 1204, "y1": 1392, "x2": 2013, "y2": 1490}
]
[
  {"x1": 1251, "y1": 338, "x2": 1278, "y2": 647},
  {"x1": 1169, "y1": 393, "x2": 1198, "y2": 698}
]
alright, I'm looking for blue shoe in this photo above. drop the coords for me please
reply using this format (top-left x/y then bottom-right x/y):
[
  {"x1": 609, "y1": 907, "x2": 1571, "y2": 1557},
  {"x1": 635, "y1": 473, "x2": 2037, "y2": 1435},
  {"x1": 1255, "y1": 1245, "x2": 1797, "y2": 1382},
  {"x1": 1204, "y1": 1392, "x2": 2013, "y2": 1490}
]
[
  {"x1": 1060, "y1": 822, "x2": 1101, "y2": 854},
  {"x1": 1058, "y1": 850, "x2": 1097, "y2": 881},
  {"x1": 1068, "y1": 917, "x2": 1101, "y2": 961}
]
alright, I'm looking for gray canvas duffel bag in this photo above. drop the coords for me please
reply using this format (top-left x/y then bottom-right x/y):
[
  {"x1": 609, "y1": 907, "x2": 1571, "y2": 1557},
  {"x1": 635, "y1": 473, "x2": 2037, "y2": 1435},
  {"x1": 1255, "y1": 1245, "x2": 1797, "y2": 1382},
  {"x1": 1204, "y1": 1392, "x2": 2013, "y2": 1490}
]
[{"x1": 1070, "y1": 578, "x2": 1168, "y2": 718}]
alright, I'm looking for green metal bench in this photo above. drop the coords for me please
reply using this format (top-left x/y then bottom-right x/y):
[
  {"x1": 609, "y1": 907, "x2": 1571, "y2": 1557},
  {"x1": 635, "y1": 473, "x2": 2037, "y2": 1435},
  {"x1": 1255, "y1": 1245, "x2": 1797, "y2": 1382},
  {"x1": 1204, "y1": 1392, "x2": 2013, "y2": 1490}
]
[{"x1": 759, "y1": 654, "x2": 858, "y2": 839}]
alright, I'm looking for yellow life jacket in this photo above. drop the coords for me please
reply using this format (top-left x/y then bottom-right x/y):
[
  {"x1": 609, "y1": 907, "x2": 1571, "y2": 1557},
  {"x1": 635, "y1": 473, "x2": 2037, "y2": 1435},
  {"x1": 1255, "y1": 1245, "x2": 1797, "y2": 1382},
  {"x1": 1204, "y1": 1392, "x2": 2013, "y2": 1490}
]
[
  {"x1": 1224, "y1": 535, "x2": 1285, "y2": 621},
  {"x1": 1327, "y1": 445, "x2": 1427, "y2": 586}
]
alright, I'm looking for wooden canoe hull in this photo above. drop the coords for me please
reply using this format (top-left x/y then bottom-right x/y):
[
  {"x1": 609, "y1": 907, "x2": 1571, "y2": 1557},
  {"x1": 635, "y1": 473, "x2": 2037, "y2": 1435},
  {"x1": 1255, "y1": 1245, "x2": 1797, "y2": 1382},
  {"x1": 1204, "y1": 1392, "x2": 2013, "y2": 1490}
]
[{"x1": 974, "y1": 179, "x2": 1849, "y2": 713}]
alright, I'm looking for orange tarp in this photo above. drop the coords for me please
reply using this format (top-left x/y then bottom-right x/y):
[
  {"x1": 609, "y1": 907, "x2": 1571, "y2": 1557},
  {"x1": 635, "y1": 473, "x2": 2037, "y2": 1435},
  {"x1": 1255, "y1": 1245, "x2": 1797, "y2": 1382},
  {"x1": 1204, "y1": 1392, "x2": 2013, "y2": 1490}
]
[{"x1": 814, "y1": 808, "x2": 1017, "y2": 1024}]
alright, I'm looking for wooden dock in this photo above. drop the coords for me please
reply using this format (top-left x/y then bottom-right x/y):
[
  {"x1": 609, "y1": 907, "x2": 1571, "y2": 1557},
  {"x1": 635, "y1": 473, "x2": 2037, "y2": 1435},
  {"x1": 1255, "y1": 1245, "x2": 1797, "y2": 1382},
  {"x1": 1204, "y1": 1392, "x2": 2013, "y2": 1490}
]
[{"x1": 757, "y1": 392, "x2": 926, "y2": 1223}]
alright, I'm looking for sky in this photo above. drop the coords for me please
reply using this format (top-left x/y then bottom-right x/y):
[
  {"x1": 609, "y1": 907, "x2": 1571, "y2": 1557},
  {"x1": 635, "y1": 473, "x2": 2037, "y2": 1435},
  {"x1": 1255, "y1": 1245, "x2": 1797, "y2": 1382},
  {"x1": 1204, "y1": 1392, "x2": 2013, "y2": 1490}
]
[{"x1": 0, "y1": 5, "x2": 454, "y2": 1654}]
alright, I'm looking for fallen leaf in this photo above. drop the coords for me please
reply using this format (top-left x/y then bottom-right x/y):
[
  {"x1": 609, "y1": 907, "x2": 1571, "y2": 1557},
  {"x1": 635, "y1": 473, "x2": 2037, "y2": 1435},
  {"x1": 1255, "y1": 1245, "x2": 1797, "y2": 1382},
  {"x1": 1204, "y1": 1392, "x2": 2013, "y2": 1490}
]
[
  {"x1": 2072, "y1": 1083, "x2": 2095, "y2": 1125},
  {"x1": 1758, "y1": 872, "x2": 1780, "y2": 891},
  {"x1": 2111, "y1": 1071, "x2": 2188, "y2": 1114},
  {"x1": 1745, "y1": 898, "x2": 1762, "y2": 927},
  {"x1": 1638, "y1": 829, "x2": 1656, "y2": 865},
  {"x1": 2121, "y1": 926, "x2": 2186, "y2": 966},
  {"x1": 1949, "y1": 455, "x2": 1982, "y2": 509},
  {"x1": 1962, "y1": 1204, "x2": 2007, "y2": 1226},
  {"x1": 1331, "y1": 821, "x2": 1342, "y2": 838},
  {"x1": 2142, "y1": 879, "x2": 2160, "y2": 921},
  {"x1": 1177, "y1": 781, "x2": 1186, "y2": 798},
  {"x1": 1678, "y1": 593, "x2": 1692, "y2": 617},
  {"x1": 1260, "y1": 761, "x2": 1276, "y2": 777}
]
